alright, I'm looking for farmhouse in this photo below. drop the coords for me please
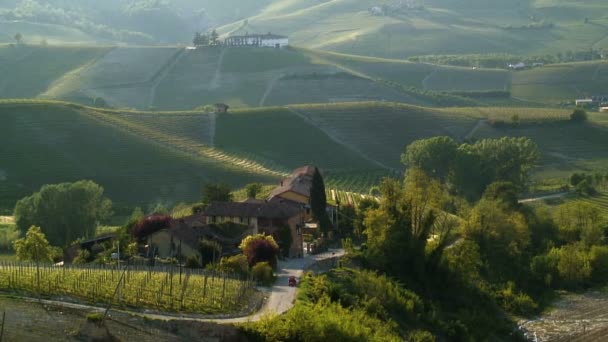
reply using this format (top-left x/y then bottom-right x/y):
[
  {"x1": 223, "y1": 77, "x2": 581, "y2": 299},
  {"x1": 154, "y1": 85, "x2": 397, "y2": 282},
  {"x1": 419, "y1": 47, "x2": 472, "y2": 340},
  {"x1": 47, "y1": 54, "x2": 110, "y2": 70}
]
[
  {"x1": 202, "y1": 200, "x2": 304, "y2": 257},
  {"x1": 224, "y1": 33, "x2": 289, "y2": 48},
  {"x1": 145, "y1": 214, "x2": 252, "y2": 262}
]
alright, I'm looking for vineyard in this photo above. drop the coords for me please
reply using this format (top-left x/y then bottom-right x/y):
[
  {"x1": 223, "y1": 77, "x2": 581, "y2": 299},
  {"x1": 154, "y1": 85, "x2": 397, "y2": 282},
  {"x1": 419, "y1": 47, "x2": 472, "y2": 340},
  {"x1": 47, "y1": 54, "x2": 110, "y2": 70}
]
[{"x1": 0, "y1": 262, "x2": 255, "y2": 314}]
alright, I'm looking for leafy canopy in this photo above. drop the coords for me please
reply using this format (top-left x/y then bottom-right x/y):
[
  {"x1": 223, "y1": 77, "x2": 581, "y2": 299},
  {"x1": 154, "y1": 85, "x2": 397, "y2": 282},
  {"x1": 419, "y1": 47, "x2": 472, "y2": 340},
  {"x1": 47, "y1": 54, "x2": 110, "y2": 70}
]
[{"x1": 14, "y1": 180, "x2": 112, "y2": 246}]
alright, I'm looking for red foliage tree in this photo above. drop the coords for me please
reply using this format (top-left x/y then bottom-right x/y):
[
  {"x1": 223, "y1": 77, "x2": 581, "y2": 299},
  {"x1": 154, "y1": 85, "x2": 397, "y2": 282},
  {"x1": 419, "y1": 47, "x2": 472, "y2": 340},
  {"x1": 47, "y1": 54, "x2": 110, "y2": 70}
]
[{"x1": 131, "y1": 215, "x2": 171, "y2": 239}]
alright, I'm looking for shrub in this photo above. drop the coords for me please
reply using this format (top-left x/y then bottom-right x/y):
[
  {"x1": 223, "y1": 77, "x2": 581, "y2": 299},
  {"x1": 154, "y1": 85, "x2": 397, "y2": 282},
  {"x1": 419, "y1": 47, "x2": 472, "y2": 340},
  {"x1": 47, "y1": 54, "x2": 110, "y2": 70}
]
[
  {"x1": 185, "y1": 256, "x2": 200, "y2": 268},
  {"x1": 240, "y1": 234, "x2": 279, "y2": 267},
  {"x1": 73, "y1": 249, "x2": 91, "y2": 264},
  {"x1": 218, "y1": 254, "x2": 250, "y2": 277},
  {"x1": 407, "y1": 330, "x2": 436, "y2": 342},
  {"x1": 570, "y1": 108, "x2": 587, "y2": 122},
  {"x1": 252, "y1": 262, "x2": 274, "y2": 286}
]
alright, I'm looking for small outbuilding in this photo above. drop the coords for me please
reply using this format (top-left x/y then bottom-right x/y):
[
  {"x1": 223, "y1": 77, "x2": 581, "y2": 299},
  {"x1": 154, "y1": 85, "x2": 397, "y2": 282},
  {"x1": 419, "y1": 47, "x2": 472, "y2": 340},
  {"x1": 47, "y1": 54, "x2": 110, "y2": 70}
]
[{"x1": 214, "y1": 103, "x2": 230, "y2": 113}]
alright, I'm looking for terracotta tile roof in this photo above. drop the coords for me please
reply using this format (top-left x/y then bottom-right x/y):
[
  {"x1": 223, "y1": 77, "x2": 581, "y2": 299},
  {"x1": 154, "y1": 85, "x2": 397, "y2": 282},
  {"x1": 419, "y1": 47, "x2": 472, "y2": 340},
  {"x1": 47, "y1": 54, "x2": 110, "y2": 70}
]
[
  {"x1": 203, "y1": 201, "x2": 303, "y2": 219},
  {"x1": 268, "y1": 165, "x2": 316, "y2": 200}
]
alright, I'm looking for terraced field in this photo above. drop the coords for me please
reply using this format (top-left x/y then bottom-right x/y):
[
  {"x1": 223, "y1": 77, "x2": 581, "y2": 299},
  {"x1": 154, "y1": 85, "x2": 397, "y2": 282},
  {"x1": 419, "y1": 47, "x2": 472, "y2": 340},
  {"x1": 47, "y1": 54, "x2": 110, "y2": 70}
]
[
  {"x1": 307, "y1": 50, "x2": 512, "y2": 92},
  {"x1": 470, "y1": 120, "x2": 608, "y2": 179},
  {"x1": 0, "y1": 101, "x2": 277, "y2": 212},
  {"x1": 290, "y1": 102, "x2": 478, "y2": 170}
]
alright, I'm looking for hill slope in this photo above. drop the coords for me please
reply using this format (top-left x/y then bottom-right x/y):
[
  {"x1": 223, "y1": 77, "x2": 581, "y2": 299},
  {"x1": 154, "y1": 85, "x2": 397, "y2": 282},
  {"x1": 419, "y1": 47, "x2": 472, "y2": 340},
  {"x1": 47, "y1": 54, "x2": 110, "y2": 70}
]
[{"x1": 0, "y1": 101, "x2": 277, "y2": 212}]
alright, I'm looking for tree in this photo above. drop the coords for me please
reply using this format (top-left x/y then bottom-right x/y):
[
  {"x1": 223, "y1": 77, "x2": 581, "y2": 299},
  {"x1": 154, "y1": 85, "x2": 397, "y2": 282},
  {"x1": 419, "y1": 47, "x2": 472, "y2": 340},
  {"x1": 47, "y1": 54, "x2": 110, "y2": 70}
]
[
  {"x1": 14, "y1": 181, "x2": 112, "y2": 246},
  {"x1": 570, "y1": 108, "x2": 587, "y2": 123},
  {"x1": 310, "y1": 167, "x2": 332, "y2": 233},
  {"x1": 14, "y1": 32, "x2": 22, "y2": 44},
  {"x1": 402, "y1": 136, "x2": 458, "y2": 182},
  {"x1": 245, "y1": 183, "x2": 263, "y2": 199},
  {"x1": 13, "y1": 226, "x2": 52, "y2": 263},
  {"x1": 239, "y1": 234, "x2": 279, "y2": 267},
  {"x1": 210, "y1": 29, "x2": 219, "y2": 45},
  {"x1": 202, "y1": 183, "x2": 233, "y2": 205},
  {"x1": 553, "y1": 201, "x2": 603, "y2": 244}
]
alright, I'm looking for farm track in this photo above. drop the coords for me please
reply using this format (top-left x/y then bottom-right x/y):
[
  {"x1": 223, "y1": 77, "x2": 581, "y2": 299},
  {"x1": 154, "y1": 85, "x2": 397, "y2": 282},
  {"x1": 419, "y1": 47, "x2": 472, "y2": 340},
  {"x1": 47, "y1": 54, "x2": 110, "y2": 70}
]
[
  {"x1": 148, "y1": 49, "x2": 186, "y2": 108},
  {"x1": 210, "y1": 48, "x2": 227, "y2": 90},
  {"x1": 287, "y1": 106, "x2": 396, "y2": 172}
]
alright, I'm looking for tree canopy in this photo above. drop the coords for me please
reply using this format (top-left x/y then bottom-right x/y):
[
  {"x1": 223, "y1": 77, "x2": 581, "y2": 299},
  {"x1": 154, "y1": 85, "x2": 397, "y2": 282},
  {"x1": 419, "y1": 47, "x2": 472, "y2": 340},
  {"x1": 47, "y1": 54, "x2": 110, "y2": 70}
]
[
  {"x1": 403, "y1": 136, "x2": 540, "y2": 200},
  {"x1": 14, "y1": 180, "x2": 112, "y2": 246},
  {"x1": 202, "y1": 183, "x2": 233, "y2": 205}
]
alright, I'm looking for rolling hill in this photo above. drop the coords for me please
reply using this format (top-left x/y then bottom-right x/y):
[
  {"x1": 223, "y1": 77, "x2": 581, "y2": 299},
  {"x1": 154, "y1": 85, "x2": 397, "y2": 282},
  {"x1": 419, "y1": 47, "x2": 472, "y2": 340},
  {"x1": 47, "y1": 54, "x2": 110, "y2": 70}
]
[
  {"x1": 4, "y1": 44, "x2": 608, "y2": 109},
  {"x1": 4, "y1": 99, "x2": 607, "y2": 213}
]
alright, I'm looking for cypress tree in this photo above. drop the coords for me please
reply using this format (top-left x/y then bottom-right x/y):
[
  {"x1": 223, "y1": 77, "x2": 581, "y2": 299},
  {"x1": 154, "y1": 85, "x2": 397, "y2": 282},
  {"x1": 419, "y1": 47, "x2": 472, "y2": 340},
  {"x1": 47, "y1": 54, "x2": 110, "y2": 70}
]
[{"x1": 310, "y1": 167, "x2": 332, "y2": 233}]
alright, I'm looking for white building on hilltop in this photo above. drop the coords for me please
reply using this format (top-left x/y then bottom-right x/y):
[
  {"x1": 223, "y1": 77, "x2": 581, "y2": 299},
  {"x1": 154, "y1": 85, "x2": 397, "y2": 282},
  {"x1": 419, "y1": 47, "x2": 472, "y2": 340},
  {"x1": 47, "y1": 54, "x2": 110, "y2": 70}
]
[{"x1": 224, "y1": 33, "x2": 289, "y2": 48}]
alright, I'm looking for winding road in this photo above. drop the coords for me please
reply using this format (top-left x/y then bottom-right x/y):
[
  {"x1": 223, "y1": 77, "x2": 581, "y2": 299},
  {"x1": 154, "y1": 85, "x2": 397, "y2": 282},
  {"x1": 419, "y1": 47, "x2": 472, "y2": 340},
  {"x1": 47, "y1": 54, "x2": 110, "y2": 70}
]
[{"x1": 18, "y1": 248, "x2": 345, "y2": 324}]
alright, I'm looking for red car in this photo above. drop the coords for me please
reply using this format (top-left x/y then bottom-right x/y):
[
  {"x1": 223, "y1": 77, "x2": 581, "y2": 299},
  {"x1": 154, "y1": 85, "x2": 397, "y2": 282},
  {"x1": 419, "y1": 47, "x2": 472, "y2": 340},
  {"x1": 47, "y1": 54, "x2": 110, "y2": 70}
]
[{"x1": 288, "y1": 276, "x2": 297, "y2": 287}]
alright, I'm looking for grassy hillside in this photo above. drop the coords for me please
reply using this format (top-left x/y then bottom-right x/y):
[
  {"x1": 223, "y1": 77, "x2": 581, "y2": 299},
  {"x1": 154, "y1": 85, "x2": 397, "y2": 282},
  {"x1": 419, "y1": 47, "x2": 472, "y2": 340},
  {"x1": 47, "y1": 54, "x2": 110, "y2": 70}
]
[
  {"x1": 217, "y1": 0, "x2": 608, "y2": 59},
  {"x1": 2, "y1": 99, "x2": 607, "y2": 212},
  {"x1": 0, "y1": 101, "x2": 277, "y2": 213},
  {"x1": 0, "y1": 45, "x2": 108, "y2": 99},
  {"x1": 512, "y1": 60, "x2": 608, "y2": 103}
]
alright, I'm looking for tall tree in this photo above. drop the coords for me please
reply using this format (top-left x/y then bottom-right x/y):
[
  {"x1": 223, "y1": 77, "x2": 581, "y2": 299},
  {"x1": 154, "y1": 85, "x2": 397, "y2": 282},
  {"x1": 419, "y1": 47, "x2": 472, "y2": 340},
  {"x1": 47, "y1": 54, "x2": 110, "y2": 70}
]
[
  {"x1": 210, "y1": 29, "x2": 219, "y2": 45},
  {"x1": 14, "y1": 32, "x2": 22, "y2": 44},
  {"x1": 310, "y1": 167, "x2": 332, "y2": 233},
  {"x1": 14, "y1": 181, "x2": 112, "y2": 246}
]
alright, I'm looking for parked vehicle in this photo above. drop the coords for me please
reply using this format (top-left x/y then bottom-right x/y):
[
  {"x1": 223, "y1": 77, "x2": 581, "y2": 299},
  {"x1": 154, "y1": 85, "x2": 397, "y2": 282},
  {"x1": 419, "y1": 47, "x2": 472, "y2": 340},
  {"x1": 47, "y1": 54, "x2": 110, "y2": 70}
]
[{"x1": 288, "y1": 276, "x2": 297, "y2": 287}]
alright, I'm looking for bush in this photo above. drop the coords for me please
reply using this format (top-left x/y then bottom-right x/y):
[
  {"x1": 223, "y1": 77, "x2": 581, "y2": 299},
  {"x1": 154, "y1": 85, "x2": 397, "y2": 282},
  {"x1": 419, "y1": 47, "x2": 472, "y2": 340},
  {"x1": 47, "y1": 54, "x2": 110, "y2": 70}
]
[
  {"x1": 252, "y1": 262, "x2": 275, "y2": 286},
  {"x1": 218, "y1": 254, "x2": 250, "y2": 277},
  {"x1": 407, "y1": 330, "x2": 436, "y2": 342},
  {"x1": 185, "y1": 256, "x2": 200, "y2": 268},
  {"x1": 570, "y1": 108, "x2": 587, "y2": 122},
  {"x1": 240, "y1": 234, "x2": 279, "y2": 267}
]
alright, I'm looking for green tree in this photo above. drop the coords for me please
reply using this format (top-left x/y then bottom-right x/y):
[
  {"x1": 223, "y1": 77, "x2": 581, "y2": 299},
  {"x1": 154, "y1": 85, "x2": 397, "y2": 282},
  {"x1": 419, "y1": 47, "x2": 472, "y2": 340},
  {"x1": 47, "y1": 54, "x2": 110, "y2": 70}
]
[
  {"x1": 310, "y1": 167, "x2": 333, "y2": 233},
  {"x1": 14, "y1": 181, "x2": 112, "y2": 246},
  {"x1": 553, "y1": 201, "x2": 603, "y2": 244},
  {"x1": 13, "y1": 226, "x2": 52, "y2": 263},
  {"x1": 202, "y1": 183, "x2": 233, "y2": 205},
  {"x1": 570, "y1": 108, "x2": 587, "y2": 122},
  {"x1": 402, "y1": 136, "x2": 458, "y2": 182},
  {"x1": 245, "y1": 183, "x2": 263, "y2": 199},
  {"x1": 14, "y1": 32, "x2": 22, "y2": 44},
  {"x1": 240, "y1": 234, "x2": 279, "y2": 267},
  {"x1": 210, "y1": 29, "x2": 219, "y2": 45}
]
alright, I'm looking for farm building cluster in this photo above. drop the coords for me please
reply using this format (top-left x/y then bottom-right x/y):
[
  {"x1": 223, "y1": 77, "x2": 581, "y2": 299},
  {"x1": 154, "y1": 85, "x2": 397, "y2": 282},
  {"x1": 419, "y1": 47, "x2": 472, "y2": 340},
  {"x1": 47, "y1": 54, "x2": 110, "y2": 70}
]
[
  {"x1": 65, "y1": 166, "x2": 335, "y2": 265},
  {"x1": 575, "y1": 96, "x2": 608, "y2": 111},
  {"x1": 192, "y1": 31, "x2": 289, "y2": 49}
]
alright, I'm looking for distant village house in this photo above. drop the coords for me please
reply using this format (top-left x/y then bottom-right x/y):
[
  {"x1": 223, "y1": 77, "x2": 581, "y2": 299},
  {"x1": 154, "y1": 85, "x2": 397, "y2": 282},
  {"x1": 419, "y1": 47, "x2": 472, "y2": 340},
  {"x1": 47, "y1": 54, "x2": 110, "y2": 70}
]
[{"x1": 224, "y1": 33, "x2": 289, "y2": 48}]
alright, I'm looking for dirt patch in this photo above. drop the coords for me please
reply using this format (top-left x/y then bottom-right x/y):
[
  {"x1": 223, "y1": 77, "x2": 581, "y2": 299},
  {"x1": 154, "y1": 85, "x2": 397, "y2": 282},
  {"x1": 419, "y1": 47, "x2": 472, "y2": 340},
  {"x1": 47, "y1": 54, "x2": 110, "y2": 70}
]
[{"x1": 519, "y1": 289, "x2": 608, "y2": 341}]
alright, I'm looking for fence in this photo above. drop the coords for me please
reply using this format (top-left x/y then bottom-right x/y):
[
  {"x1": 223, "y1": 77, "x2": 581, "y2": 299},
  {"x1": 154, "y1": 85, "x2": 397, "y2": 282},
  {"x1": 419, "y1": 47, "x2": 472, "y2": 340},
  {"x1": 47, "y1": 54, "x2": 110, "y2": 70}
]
[{"x1": 0, "y1": 261, "x2": 255, "y2": 314}]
